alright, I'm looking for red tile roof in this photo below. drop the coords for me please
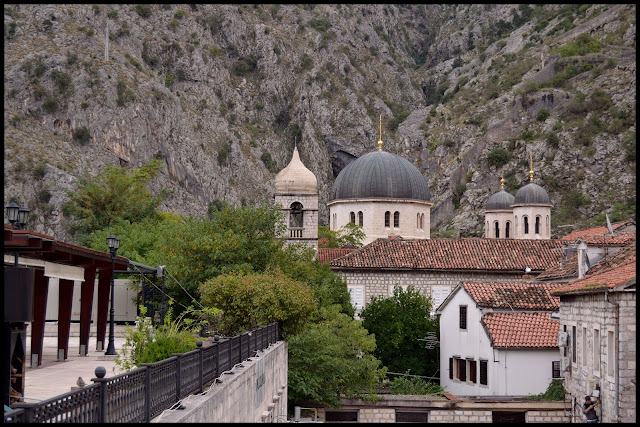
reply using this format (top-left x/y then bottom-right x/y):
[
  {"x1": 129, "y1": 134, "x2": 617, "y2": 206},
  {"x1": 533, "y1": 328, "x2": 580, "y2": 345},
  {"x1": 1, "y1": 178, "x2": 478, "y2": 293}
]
[
  {"x1": 329, "y1": 237, "x2": 564, "y2": 272},
  {"x1": 551, "y1": 258, "x2": 636, "y2": 295},
  {"x1": 560, "y1": 219, "x2": 635, "y2": 241},
  {"x1": 482, "y1": 312, "x2": 559, "y2": 348},
  {"x1": 577, "y1": 232, "x2": 635, "y2": 246},
  {"x1": 462, "y1": 282, "x2": 561, "y2": 310},
  {"x1": 317, "y1": 248, "x2": 357, "y2": 264},
  {"x1": 585, "y1": 243, "x2": 636, "y2": 276},
  {"x1": 536, "y1": 255, "x2": 578, "y2": 281}
]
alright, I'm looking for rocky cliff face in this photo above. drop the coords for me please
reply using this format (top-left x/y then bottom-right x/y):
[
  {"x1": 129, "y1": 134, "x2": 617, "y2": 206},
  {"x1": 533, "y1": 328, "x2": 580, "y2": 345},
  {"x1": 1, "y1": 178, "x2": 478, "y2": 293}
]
[{"x1": 3, "y1": 4, "x2": 636, "y2": 242}]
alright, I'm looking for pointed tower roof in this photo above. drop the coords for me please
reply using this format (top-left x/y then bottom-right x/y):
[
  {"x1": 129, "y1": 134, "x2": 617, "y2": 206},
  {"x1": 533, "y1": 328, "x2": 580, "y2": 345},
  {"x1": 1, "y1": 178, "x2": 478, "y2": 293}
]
[{"x1": 274, "y1": 147, "x2": 317, "y2": 194}]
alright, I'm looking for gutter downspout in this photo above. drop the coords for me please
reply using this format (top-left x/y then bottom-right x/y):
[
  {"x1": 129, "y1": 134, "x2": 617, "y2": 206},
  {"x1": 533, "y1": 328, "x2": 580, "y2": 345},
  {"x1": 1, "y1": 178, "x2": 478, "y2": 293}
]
[{"x1": 604, "y1": 289, "x2": 620, "y2": 423}]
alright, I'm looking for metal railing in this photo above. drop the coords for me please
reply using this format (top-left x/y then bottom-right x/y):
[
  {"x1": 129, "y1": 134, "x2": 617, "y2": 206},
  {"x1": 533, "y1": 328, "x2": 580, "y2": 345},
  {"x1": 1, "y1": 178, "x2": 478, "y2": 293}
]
[{"x1": 5, "y1": 323, "x2": 279, "y2": 423}]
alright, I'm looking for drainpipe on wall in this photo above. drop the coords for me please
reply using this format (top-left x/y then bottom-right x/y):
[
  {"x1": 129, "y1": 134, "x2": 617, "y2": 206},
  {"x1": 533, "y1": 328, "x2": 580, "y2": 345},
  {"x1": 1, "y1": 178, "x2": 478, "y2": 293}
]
[{"x1": 604, "y1": 289, "x2": 620, "y2": 423}]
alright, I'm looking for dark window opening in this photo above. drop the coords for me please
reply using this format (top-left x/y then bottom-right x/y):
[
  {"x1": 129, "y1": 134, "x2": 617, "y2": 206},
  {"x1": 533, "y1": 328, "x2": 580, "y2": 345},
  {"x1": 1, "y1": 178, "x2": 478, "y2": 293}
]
[
  {"x1": 457, "y1": 358, "x2": 466, "y2": 381},
  {"x1": 572, "y1": 326, "x2": 576, "y2": 363},
  {"x1": 459, "y1": 306, "x2": 467, "y2": 330},
  {"x1": 524, "y1": 216, "x2": 529, "y2": 234},
  {"x1": 494, "y1": 221, "x2": 500, "y2": 238},
  {"x1": 552, "y1": 361, "x2": 561, "y2": 379},
  {"x1": 492, "y1": 411, "x2": 526, "y2": 423},
  {"x1": 358, "y1": 211, "x2": 363, "y2": 227},
  {"x1": 480, "y1": 360, "x2": 488, "y2": 385},
  {"x1": 325, "y1": 411, "x2": 358, "y2": 422},
  {"x1": 469, "y1": 360, "x2": 477, "y2": 383},
  {"x1": 449, "y1": 357, "x2": 453, "y2": 380},
  {"x1": 505, "y1": 221, "x2": 510, "y2": 238},
  {"x1": 395, "y1": 411, "x2": 428, "y2": 423},
  {"x1": 385, "y1": 211, "x2": 390, "y2": 228},
  {"x1": 289, "y1": 202, "x2": 303, "y2": 228},
  {"x1": 350, "y1": 211, "x2": 355, "y2": 224},
  {"x1": 393, "y1": 211, "x2": 400, "y2": 228},
  {"x1": 563, "y1": 325, "x2": 567, "y2": 357},
  {"x1": 535, "y1": 216, "x2": 540, "y2": 234}
]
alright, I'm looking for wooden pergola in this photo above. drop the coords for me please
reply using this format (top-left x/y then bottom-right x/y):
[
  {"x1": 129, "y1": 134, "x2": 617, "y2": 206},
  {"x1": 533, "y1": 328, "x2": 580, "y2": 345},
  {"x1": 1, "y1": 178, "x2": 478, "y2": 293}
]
[{"x1": 4, "y1": 225, "x2": 130, "y2": 364}]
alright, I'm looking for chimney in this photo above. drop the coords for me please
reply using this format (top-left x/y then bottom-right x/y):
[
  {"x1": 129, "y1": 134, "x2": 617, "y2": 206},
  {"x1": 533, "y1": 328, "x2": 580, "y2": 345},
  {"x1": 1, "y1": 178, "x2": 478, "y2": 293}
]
[{"x1": 577, "y1": 241, "x2": 588, "y2": 279}]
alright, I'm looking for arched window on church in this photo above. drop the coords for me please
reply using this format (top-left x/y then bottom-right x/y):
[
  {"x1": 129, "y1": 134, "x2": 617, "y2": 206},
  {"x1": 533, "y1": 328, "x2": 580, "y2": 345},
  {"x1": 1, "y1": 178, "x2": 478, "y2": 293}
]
[
  {"x1": 421, "y1": 213, "x2": 425, "y2": 230},
  {"x1": 486, "y1": 221, "x2": 489, "y2": 237},
  {"x1": 515, "y1": 216, "x2": 518, "y2": 236},
  {"x1": 535, "y1": 216, "x2": 541, "y2": 234},
  {"x1": 385, "y1": 211, "x2": 390, "y2": 228},
  {"x1": 505, "y1": 221, "x2": 511, "y2": 238},
  {"x1": 494, "y1": 221, "x2": 500, "y2": 238},
  {"x1": 358, "y1": 211, "x2": 363, "y2": 227},
  {"x1": 350, "y1": 212, "x2": 355, "y2": 224},
  {"x1": 417, "y1": 213, "x2": 420, "y2": 229},
  {"x1": 394, "y1": 211, "x2": 400, "y2": 228},
  {"x1": 290, "y1": 202, "x2": 304, "y2": 228},
  {"x1": 523, "y1": 216, "x2": 529, "y2": 234},
  {"x1": 546, "y1": 215, "x2": 550, "y2": 236}
]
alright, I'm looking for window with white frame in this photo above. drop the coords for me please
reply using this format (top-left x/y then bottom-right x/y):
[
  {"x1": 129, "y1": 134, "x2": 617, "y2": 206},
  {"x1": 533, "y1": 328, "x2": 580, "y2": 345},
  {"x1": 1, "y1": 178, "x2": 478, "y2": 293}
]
[
  {"x1": 607, "y1": 330, "x2": 614, "y2": 377},
  {"x1": 459, "y1": 305, "x2": 467, "y2": 330}
]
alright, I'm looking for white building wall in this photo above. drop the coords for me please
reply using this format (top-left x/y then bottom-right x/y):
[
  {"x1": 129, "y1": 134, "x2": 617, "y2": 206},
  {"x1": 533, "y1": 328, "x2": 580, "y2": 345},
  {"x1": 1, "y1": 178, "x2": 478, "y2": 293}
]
[
  {"x1": 512, "y1": 205, "x2": 551, "y2": 240},
  {"x1": 484, "y1": 210, "x2": 514, "y2": 239},
  {"x1": 439, "y1": 288, "x2": 561, "y2": 396},
  {"x1": 328, "y1": 199, "x2": 431, "y2": 245}
]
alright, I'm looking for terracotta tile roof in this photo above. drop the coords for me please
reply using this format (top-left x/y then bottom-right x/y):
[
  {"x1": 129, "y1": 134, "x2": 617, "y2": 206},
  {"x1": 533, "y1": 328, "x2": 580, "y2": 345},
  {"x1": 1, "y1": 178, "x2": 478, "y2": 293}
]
[
  {"x1": 536, "y1": 255, "x2": 578, "y2": 281},
  {"x1": 560, "y1": 219, "x2": 635, "y2": 241},
  {"x1": 329, "y1": 237, "x2": 564, "y2": 272},
  {"x1": 317, "y1": 248, "x2": 357, "y2": 264},
  {"x1": 551, "y1": 257, "x2": 636, "y2": 295},
  {"x1": 461, "y1": 282, "x2": 561, "y2": 310},
  {"x1": 482, "y1": 312, "x2": 559, "y2": 348},
  {"x1": 577, "y1": 232, "x2": 635, "y2": 246}
]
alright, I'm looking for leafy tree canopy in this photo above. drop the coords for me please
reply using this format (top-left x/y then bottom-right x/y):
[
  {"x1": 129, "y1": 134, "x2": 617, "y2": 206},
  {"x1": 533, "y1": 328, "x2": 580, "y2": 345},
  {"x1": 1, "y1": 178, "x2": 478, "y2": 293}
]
[
  {"x1": 63, "y1": 158, "x2": 165, "y2": 238},
  {"x1": 199, "y1": 269, "x2": 317, "y2": 337},
  {"x1": 360, "y1": 286, "x2": 438, "y2": 377},
  {"x1": 318, "y1": 222, "x2": 366, "y2": 248},
  {"x1": 287, "y1": 305, "x2": 386, "y2": 407}
]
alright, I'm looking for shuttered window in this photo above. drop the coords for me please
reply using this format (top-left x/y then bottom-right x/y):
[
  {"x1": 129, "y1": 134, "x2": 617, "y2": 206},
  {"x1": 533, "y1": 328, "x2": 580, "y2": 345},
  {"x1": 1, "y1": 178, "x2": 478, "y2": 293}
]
[
  {"x1": 458, "y1": 359, "x2": 466, "y2": 381},
  {"x1": 480, "y1": 360, "x2": 488, "y2": 385},
  {"x1": 469, "y1": 360, "x2": 477, "y2": 383},
  {"x1": 552, "y1": 361, "x2": 561, "y2": 379},
  {"x1": 459, "y1": 306, "x2": 467, "y2": 330},
  {"x1": 449, "y1": 358, "x2": 453, "y2": 380}
]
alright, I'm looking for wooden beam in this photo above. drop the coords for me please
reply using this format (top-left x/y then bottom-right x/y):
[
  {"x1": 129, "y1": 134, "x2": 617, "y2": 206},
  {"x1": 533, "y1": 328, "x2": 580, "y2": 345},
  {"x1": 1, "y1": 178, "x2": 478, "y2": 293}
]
[
  {"x1": 30, "y1": 269, "x2": 49, "y2": 367},
  {"x1": 79, "y1": 266, "x2": 96, "y2": 356},
  {"x1": 57, "y1": 279, "x2": 74, "y2": 361}
]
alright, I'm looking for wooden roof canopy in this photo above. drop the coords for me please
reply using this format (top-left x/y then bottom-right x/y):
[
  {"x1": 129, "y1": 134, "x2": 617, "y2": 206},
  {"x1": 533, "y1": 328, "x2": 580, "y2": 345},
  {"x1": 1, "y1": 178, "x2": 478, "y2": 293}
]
[{"x1": 4, "y1": 224, "x2": 129, "y2": 271}]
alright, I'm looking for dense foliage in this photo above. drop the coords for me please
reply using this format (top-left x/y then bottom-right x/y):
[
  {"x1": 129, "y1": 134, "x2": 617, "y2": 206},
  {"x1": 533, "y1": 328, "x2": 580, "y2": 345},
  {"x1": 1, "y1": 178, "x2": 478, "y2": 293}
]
[
  {"x1": 360, "y1": 286, "x2": 438, "y2": 377},
  {"x1": 526, "y1": 379, "x2": 565, "y2": 401},
  {"x1": 389, "y1": 375, "x2": 444, "y2": 395},
  {"x1": 63, "y1": 158, "x2": 165, "y2": 237},
  {"x1": 287, "y1": 305, "x2": 386, "y2": 407},
  {"x1": 199, "y1": 270, "x2": 317, "y2": 337},
  {"x1": 318, "y1": 222, "x2": 366, "y2": 248}
]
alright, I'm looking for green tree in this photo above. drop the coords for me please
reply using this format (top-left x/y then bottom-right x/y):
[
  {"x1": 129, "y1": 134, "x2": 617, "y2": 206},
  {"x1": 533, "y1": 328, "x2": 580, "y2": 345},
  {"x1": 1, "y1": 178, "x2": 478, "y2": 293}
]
[
  {"x1": 63, "y1": 159, "x2": 165, "y2": 236},
  {"x1": 288, "y1": 305, "x2": 386, "y2": 407},
  {"x1": 360, "y1": 286, "x2": 438, "y2": 377},
  {"x1": 318, "y1": 222, "x2": 366, "y2": 248},
  {"x1": 199, "y1": 270, "x2": 317, "y2": 337}
]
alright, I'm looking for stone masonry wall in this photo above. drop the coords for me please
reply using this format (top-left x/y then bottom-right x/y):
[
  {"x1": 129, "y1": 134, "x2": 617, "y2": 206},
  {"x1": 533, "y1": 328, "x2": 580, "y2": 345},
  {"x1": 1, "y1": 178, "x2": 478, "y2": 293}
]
[
  {"x1": 559, "y1": 291, "x2": 636, "y2": 423},
  {"x1": 153, "y1": 341, "x2": 288, "y2": 423},
  {"x1": 335, "y1": 269, "x2": 527, "y2": 309},
  {"x1": 429, "y1": 410, "x2": 492, "y2": 422}
]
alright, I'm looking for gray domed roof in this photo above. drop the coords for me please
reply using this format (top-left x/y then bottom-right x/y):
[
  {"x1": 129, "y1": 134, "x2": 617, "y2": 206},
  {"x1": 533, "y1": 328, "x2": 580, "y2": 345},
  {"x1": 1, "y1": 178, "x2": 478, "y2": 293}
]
[
  {"x1": 330, "y1": 150, "x2": 430, "y2": 202},
  {"x1": 513, "y1": 182, "x2": 551, "y2": 205},
  {"x1": 486, "y1": 189, "x2": 515, "y2": 210}
]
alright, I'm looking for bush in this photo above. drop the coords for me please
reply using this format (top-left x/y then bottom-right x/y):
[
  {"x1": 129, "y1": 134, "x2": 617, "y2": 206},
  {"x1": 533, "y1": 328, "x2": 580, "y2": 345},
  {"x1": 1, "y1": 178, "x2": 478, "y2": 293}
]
[
  {"x1": 555, "y1": 33, "x2": 602, "y2": 57},
  {"x1": 299, "y1": 53, "x2": 314, "y2": 71},
  {"x1": 135, "y1": 4, "x2": 152, "y2": 18},
  {"x1": 42, "y1": 97, "x2": 59, "y2": 113},
  {"x1": 233, "y1": 55, "x2": 259, "y2": 75},
  {"x1": 547, "y1": 133, "x2": 560, "y2": 147},
  {"x1": 487, "y1": 147, "x2": 511, "y2": 168},
  {"x1": 174, "y1": 9, "x2": 186, "y2": 19},
  {"x1": 388, "y1": 111, "x2": 409, "y2": 130},
  {"x1": 389, "y1": 375, "x2": 444, "y2": 395},
  {"x1": 536, "y1": 108, "x2": 550, "y2": 121},
  {"x1": 261, "y1": 149, "x2": 276, "y2": 172},
  {"x1": 164, "y1": 73, "x2": 174, "y2": 88},
  {"x1": 50, "y1": 69, "x2": 72, "y2": 93},
  {"x1": 72, "y1": 126, "x2": 91, "y2": 144},
  {"x1": 527, "y1": 379, "x2": 565, "y2": 401},
  {"x1": 33, "y1": 85, "x2": 47, "y2": 100},
  {"x1": 32, "y1": 163, "x2": 47, "y2": 179}
]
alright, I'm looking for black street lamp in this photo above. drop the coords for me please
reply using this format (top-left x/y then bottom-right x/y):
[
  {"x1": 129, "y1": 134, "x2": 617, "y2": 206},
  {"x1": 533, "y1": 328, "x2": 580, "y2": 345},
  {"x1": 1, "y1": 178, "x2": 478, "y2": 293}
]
[
  {"x1": 105, "y1": 233, "x2": 120, "y2": 355},
  {"x1": 6, "y1": 202, "x2": 29, "y2": 267}
]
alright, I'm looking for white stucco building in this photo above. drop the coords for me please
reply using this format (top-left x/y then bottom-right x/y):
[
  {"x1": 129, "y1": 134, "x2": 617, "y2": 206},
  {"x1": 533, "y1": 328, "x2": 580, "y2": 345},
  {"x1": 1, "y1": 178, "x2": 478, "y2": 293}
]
[
  {"x1": 437, "y1": 282, "x2": 562, "y2": 397},
  {"x1": 327, "y1": 135, "x2": 431, "y2": 245}
]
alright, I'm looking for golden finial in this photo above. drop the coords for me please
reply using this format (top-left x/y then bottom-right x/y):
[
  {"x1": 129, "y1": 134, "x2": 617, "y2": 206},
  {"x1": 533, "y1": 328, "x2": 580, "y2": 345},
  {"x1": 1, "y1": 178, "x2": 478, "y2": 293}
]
[
  {"x1": 378, "y1": 115, "x2": 383, "y2": 151},
  {"x1": 500, "y1": 168, "x2": 505, "y2": 189},
  {"x1": 529, "y1": 155, "x2": 534, "y2": 182}
]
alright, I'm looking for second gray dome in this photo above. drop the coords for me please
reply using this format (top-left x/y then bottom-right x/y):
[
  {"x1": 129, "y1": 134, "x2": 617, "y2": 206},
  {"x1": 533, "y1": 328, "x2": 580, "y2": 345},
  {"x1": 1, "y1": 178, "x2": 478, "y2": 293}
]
[
  {"x1": 513, "y1": 182, "x2": 551, "y2": 205},
  {"x1": 486, "y1": 189, "x2": 515, "y2": 210},
  {"x1": 330, "y1": 150, "x2": 430, "y2": 202}
]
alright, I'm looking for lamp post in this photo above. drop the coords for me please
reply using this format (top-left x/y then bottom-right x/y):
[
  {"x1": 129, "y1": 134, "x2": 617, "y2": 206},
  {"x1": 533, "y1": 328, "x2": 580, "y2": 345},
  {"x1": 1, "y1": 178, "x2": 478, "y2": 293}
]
[
  {"x1": 6, "y1": 202, "x2": 30, "y2": 266},
  {"x1": 105, "y1": 234, "x2": 120, "y2": 355}
]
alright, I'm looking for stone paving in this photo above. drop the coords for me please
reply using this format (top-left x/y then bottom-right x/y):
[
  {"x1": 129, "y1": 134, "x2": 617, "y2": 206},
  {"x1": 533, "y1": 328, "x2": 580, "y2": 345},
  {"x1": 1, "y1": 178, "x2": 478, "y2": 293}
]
[{"x1": 22, "y1": 326, "x2": 129, "y2": 404}]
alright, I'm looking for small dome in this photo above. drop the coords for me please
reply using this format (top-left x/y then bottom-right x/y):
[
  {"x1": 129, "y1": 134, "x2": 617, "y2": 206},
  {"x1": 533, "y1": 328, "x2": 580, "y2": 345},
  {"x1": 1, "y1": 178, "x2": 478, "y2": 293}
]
[
  {"x1": 486, "y1": 189, "x2": 515, "y2": 210},
  {"x1": 513, "y1": 182, "x2": 551, "y2": 205},
  {"x1": 274, "y1": 147, "x2": 317, "y2": 193},
  {"x1": 330, "y1": 150, "x2": 430, "y2": 201}
]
